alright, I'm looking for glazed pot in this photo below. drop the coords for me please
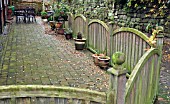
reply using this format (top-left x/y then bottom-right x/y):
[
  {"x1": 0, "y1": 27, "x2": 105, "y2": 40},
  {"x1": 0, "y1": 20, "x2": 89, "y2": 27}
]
[
  {"x1": 75, "y1": 41, "x2": 85, "y2": 50},
  {"x1": 98, "y1": 56, "x2": 110, "y2": 69}
]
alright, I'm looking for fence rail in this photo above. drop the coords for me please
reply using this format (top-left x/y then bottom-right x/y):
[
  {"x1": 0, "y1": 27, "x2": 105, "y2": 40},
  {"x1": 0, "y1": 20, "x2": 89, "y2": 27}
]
[
  {"x1": 88, "y1": 19, "x2": 110, "y2": 55},
  {"x1": 125, "y1": 48, "x2": 160, "y2": 104},
  {"x1": 0, "y1": 85, "x2": 106, "y2": 104},
  {"x1": 74, "y1": 14, "x2": 87, "y2": 38},
  {"x1": 110, "y1": 27, "x2": 152, "y2": 72}
]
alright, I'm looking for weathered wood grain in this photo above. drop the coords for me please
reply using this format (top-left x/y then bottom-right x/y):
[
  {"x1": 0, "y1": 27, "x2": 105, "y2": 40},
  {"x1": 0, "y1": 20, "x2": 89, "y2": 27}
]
[{"x1": 125, "y1": 48, "x2": 160, "y2": 104}]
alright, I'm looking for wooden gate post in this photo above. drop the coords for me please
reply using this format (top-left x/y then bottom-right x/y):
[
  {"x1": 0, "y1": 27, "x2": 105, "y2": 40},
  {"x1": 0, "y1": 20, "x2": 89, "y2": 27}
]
[
  {"x1": 156, "y1": 33, "x2": 164, "y2": 51},
  {"x1": 106, "y1": 52, "x2": 128, "y2": 104}
]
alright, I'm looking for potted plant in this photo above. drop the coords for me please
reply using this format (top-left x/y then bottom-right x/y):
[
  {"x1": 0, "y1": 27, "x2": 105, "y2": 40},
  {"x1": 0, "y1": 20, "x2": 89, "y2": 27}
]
[
  {"x1": 98, "y1": 55, "x2": 110, "y2": 69},
  {"x1": 64, "y1": 28, "x2": 73, "y2": 40},
  {"x1": 41, "y1": 11, "x2": 48, "y2": 19},
  {"x1": 49, "y1": 20, "x2": 55, "y2": 30},
  {"x1": 54, "y1": 3, "x2": 69, "y2": 21},
  {"x1": 57, "y1": 28, "x2": 65, "y2": 35},
  {"x1": 55, "y1": 21, "x2": 63, "y2": 28},
  {"x1": 59, "y1": 3, "x2": 69, "y2": 21},
  {"x1": 74, "y1": 32, "x2": 86, "y2": 42},
  {"x1": 92, "y1": 51, "x2": 105, "y2": 65},
  {"x1": 74, "y1": 32, "x2": 86, "y2": 50}
]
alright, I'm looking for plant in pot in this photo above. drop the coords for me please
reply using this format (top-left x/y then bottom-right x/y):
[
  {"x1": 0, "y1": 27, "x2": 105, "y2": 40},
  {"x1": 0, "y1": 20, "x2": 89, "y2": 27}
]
[
  {"x1": 74, "y1": 32, "x2": 86, "y2": 42},
  {"x1": 41, "y1": 11, "x2": 48, "y2": 19},
  {"x1": 59, "y1": 3, "x2": 69, "y2": 21},
  {"x1": 48, "y1": 16, "x2": 56, "y2": 31},
  {"x1": 74, "y1": 32, "x2": 86, "y2": 50},
  {"x1": 98, "y1": 55, "x2": 110, "y2": 70},
  {"x1": 64, "y1": 28, "x2": 73, "y2": 40},
  {"x1": 54, "y1": 3, "x2": 69, "y2": 21},
  {"x1": 92, "y1": 50, "x2": 105, "y2": 66}
]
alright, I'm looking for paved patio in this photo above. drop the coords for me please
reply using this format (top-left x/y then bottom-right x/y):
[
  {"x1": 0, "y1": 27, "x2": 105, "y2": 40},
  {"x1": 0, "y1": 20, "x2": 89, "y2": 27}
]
[
  {"x1": 0, "y1": 17, "x2": 169, "y2": 103},
  {"x1": 0, "y1": 17, "x2": 109, "y2": 92}
]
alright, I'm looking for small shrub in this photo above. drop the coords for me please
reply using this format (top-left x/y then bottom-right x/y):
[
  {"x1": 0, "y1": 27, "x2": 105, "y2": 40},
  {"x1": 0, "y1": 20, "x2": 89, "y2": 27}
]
[{"x1": 77, "y1": 32, "x2": 82, "y2": 39}]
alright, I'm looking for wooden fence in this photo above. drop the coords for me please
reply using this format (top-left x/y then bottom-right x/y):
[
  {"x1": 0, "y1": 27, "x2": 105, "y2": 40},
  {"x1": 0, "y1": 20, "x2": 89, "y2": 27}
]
[
  {"x1": 110, "y1": 27, "x2": 153, "y2": 72},
  {"x1": 67, "y1": 13, "x2": 163, "y2": 104},
  {"x1": 74, "y1": 14, "x2": 87, "y2": 38},
  {"x1": 125, "y1": 48, "x2": 160, "y2": 104},
  {"x1": 0, "y1": 85, "x2": 106, "y2": 104},
  {"x1": 88, "y1": 19, "x2": 110, "y2": 55}
]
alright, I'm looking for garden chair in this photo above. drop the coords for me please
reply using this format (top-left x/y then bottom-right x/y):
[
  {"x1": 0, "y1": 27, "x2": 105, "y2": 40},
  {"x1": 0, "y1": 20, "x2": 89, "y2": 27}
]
[
  {"x1": 14, "y1": 9, "x2": 26, "y2": 23},
  {"x1": 25, "y1": 7, "x2": 36, "y2": 22}
]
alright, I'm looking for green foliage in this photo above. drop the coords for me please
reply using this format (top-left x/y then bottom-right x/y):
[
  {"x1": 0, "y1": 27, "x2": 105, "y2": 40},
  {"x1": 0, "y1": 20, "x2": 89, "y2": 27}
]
[
  {"x1": 126, "y1": 0, "x2": 169, "y2": 17},
  {"x1": 54, "y1": 3, "x2": 69, "y2": 18},
  {"x1": 47, "y1": 16, "x2": 53, "y2": 21},
  {"x1": 41, "y1": 11, "x2": 47, "y2": 17},
  {"x1": 65, "y1": 28, "x2": 73, "y2": 34}
]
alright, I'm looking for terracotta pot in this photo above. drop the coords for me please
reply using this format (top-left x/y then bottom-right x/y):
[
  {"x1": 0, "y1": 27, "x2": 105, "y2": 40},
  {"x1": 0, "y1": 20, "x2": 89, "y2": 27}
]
[
  {"x1": 57, "y1": 28, "x2": 64, "y2": 35},
  {"x1": 55, "y1": 22, "x2": 63, "y2": 28},
  {"x1": 65, "y1": 33, "x2": 72, "y2": 40},
  {"x1": 92, "y1": 54, "x2": 105, "y2": 65}
]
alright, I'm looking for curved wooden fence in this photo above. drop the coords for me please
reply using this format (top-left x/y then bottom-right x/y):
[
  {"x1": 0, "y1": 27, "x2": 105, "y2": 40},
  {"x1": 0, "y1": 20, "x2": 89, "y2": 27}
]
[
  {"x1": 74, "y1": 14, "x2": 87, "y2": 38},
  {"x1": 67, "y1": 12, "x2": 74, "y2": 29},
  {"x1": 88, "y1": 19, "x2": 110, "y2": 55},
  {"x1": 0, "y1": 85, "x2": 106, "y2": 104},
  {"x1": 110, "y1": 27, "x2": 153, "y2": 72},
  {"x1": 125, "y1": 48, "x2": 160, "y2": 104}
]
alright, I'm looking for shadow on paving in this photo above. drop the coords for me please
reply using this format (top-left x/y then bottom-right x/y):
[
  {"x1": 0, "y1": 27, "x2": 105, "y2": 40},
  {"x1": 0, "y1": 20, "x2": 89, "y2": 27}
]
[{"x1": 0, "y1": 17, "x2": 109, "y2": 92}]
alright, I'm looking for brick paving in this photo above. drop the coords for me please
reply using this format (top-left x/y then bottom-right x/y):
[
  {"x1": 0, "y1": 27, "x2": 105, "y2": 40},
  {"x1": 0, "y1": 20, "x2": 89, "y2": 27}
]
[
  {"x1": 0, "y1": 17, "x2": 169, "y2": 103},
  {"x1": 0, "y1": 17, "x2": 109, "y2": 92}
]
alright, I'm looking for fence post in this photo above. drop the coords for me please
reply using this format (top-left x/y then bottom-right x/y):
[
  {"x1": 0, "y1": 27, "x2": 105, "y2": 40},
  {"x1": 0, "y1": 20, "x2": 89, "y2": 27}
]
[
  {"x1": 106, "y1": 52, "x2": 128, "y2": 104},
  {"x1": 156, "y1": 33, "x2": 164, "y2": 51},
  {"x1": 108, "y1": 22, "x2": 114, "y2": 57},
  {"x1": 86, "y1": 18, "x2": 89, "y2": 48}
]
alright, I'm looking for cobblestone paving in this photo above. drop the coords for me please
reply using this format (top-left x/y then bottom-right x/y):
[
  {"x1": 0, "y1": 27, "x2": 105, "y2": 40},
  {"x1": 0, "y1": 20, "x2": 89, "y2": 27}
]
[{"x1": 0, "y1": 18, "x2": 109, "y2": 92}]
